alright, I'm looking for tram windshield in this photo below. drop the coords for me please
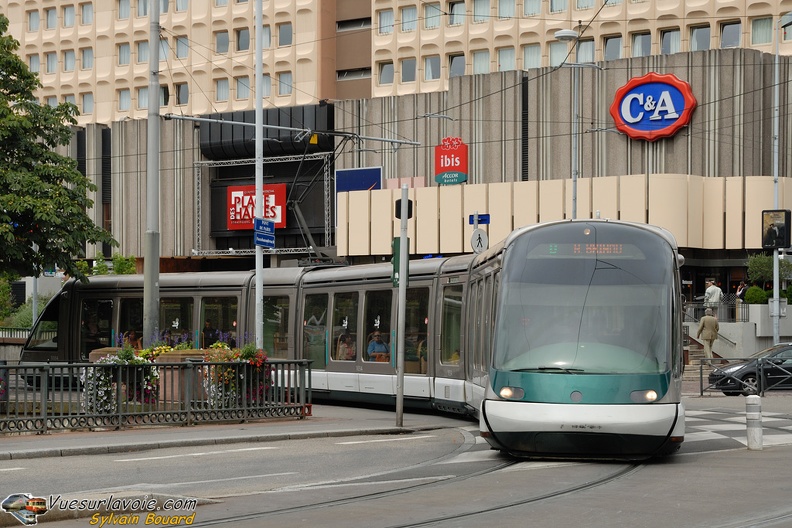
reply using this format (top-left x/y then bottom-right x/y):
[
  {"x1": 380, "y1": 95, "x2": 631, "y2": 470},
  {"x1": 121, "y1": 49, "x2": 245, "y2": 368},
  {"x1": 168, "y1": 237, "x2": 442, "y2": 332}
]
[{"x1": 493, "y1": 222, "x2": 674, "y2": 375}]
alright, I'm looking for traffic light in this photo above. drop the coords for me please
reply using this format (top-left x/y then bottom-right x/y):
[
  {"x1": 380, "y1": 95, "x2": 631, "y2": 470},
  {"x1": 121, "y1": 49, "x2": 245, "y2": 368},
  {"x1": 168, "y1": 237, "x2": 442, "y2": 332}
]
[{"x1": 762, "y1": 210, "x2": 792, "y2": 249}]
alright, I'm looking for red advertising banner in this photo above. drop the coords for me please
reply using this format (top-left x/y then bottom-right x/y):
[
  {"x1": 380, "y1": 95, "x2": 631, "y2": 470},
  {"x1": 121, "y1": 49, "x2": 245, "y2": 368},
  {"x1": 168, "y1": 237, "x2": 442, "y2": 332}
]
[
  {"x1": 227, "y1": 183, "x2": 287, "y2": 230},
  {"x1": 434, "y1": 137, "x2": 468, "y2": 185}
]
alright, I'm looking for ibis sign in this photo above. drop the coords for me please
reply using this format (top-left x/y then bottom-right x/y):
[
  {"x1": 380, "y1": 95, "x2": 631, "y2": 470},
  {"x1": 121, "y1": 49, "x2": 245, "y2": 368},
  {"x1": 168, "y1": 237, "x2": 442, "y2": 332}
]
[
  {"x1": 434, "y1": 137, "x2": 468, "y2": 185},
  {"x1": 609, "y1": 73, "x2": 697, "y2": 142}
]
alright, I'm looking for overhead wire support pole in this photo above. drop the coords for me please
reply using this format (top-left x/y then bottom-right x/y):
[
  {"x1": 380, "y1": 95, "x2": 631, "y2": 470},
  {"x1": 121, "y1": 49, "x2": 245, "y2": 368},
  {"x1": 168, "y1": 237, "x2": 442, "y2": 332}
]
[
  {"x1": 143, "y1": 0, "x2": 161, "y2": 348},
  {"x1": 254, "y1": 0, "x2": 264, "y2": 350}
]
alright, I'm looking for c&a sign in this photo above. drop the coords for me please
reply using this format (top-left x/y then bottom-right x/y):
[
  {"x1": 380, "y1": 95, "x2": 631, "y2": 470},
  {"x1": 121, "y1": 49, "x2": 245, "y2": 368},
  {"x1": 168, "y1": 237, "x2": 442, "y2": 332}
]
[
  {"x1": 227, "y1": 183, "x2": 287, "y2": 230},
  {"x1": 434, "y1": 137, "x2": 468, "y2": 185},
  {"x1": 609, "y1": 72, "x2": 697, "y2": 141}
]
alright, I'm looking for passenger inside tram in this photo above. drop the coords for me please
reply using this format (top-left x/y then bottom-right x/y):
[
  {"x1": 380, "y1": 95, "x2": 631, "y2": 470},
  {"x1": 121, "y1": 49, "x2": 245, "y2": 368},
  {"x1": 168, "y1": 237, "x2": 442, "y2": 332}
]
[{"x1": 366, "y1": 330, "x2": 390, "y2": 361}]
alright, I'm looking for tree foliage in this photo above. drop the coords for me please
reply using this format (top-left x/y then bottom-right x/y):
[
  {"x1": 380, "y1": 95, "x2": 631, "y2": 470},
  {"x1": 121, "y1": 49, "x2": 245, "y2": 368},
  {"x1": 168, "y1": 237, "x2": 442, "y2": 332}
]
[
  {"x1": 0, "y1": 14, "x2": 116, "y2": 282},
  {"x1": 746, "y1": 253, "x2": 792, "y2": 285}
]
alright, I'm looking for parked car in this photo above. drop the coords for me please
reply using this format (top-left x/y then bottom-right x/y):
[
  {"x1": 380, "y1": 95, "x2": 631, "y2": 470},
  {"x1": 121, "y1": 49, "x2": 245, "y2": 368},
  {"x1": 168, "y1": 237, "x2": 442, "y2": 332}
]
[{"x1": 708, "y1": 343, "x2": 792, "y2": 396}]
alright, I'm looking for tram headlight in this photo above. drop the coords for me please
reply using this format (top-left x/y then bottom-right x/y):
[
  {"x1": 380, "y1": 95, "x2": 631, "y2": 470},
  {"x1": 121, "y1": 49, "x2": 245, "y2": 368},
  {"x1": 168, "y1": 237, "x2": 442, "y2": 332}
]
[
  {"x1": 499, "y1": 386, "x2": 525, "y2": 400},
  {"x1": 630, "y1": 389, "x2": 658, "y2": 402}
]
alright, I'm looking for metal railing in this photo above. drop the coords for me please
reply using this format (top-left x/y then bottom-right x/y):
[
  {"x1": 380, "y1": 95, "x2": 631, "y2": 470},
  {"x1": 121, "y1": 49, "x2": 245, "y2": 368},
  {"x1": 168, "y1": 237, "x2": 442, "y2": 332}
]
[
  {"x1": 0, "y1": 327, "x2": 32, "y2": 340},
  {"x1": 685, "y1": 300, "x2": 749, "y2": 323},
  {"x1": 0, "y1": 360, "x2": 312, "y2": 435}
]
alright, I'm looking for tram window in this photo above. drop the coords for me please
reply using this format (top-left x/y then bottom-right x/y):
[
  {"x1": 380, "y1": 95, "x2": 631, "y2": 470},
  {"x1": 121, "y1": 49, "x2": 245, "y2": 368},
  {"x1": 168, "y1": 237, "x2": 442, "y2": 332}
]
[
  {"x1": 263, "y1": 295, "x2": 290, "y2": 358},
  {"x1": 441, "y1": 284, "x2": 463, "y2": 364},
  {"x1": 200, "y1": 296, "x2": 238, "y2": 348},
  {"x1": 161, "y1": 297, "x2": 195, "y2": 347},
  {"x1": 303, "y1": 293, "x2": 328, "y2": 368},
  {"x1": 467, "y1": 280, "x2": 482, "y2": 370},
  {"x1": 332, "y1": 291, "x2": 359, "y2": 361},
  {"x1": 405, "y1": 287, "x2": 429, "y2": 373},
  {"x1": 364, "y1": 290, "x2": 392, "y2": 362},
  {"x1": 118, "y1": 298, "x2": 143, "y2": 347},
  {"x1": 80, "y1": 298, "x2": 113, "y2": 360},
  {"x1": 27, "y1": 295, "x2": 60, "y2": 350}
]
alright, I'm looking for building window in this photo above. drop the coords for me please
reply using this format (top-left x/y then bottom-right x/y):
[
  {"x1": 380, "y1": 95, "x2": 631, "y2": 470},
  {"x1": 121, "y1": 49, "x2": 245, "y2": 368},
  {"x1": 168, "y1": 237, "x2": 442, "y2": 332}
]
[
  {"x1": 27, "y1": 11, "x2": 40, "y2": 32},
  {"x1": 604, "y1": 35, "x2": 622, "y2": 60},
  {"x1": 160, "y1": 38, "x2": 169, "y2": 61},
  {"x1": 524, "y1": 0, "x2": 540, "y2": 16},
  {"x1": 401, "y1": 58, "x2": 416, "y2": 83},
  {"x1": 176, "y1": 37, "x2": 188, "y2": 58},
  {"x1": 498, "y1": 0, "x2": 515, "y2": 18},
  {"x1": 216, "y1": 78, "x2": 229, "y2": 101},
  {"x1": 175, "y1": 83, "x2": 188, "y2": 105},
  {"x1": 137, "y1": 41, "x2": 149, "y2": 62},
  {"x1": 379, "y1": 62, "x2": 394, "y2": 84},
  {"x1": 425, "y1": 55, "x2": 441, "y2": 80},
  {"x1": 261, "y1": 25, "x2": 271, "y2": 48},
  {"x1": 449, "y1": 54, "x2": 465, "y2": 77},
  {"x1": 176, "y1": 0, "x2": 188, "y2": 11},
  {"x1": 337, "y1": 68, "x2": 372, "y2": 81},
  {"x1": 45, "y1": 8, "x2": 56, "y2": 29},
  {"x1": 216, "y1": 31, "x2": 229, "y2": 53},
  {"x1": 661, "y1": 28, "x2": 680, "y2": 54},
  {"x1": 401, "y1": 6, "x2": 417, "y2": 32},
  {"x1": 82, "y1": 93, "x2": 94, "y2": 114},
  {"x1": 497, "y1": 47, "x2": 515, "y2": 71},
  {"x1": 137, "y1": 0, "x2": 148, "y2": 16},
  {"x1": 632, "y1": 33, "x2": 651, "y2": 57},
  {"x1": 549, "y1": 0, "x2": 567, "y2": 13},
  {"x1": 236, "y1": 76, "x2": 250, "y2": 99},
  {"x1": 216, "y1": 0, "x2": 227, "y2": 6},
  {"x1": 262, "y1": 74, "x2": 271, "y2": 96},
  {"x1": 378, "y1": 9, "x2": 394, "y2": 34},
  {"x1": 236, "y1": 28, "x2": 250, "y2": 51},
  {"x1": 691, "y1": 26, "x2": 710, "y2": 51},
  {"x1": 337, "y1": 18, "x2": 371, "y2": 32},
  {"x1": 523, "y1": 43, "x2": 540, "y2": 68},
  {"x1": 63, "y1": 50, "x2": 76, "y2": 71},
  {"x1": 278, "y1": 72, "x2": 293, "y2": 95},
  {"x1": 81, "y1": 48, "x2": 93, "y2": 69},
  {"x1": 449, "y1": 2, "x2": 465, "y2": 25},
  {"x1": 45, "y1": 96, "x2": 57, "y2": 107},
  {"x1": 118, "y1": 0, "x2": 130, "y2": 20},
  {"x1": 752, "y1": 18, "x2": 772, "y2": 45},
  {"x1": 159, "y1": 85, "x2": 169, "y2": 106},
  {"x1": 45, "y1": 52, "x2": 57, "y2": 74},
  {"x1": 577, "y1": 0, "x2": 593, "y2": 8},
  {"x1": 424, "y1": 3, "x2": 441, "y2": 29},
  {"x1": 549, "y1": 41, "x2": 568, "y2": 66},
  {"x1": 64, "y1": 94, "x2": 76, "y2": 105},
  {"x1": 278, "y1": 23, "x2": 293, "y2": 46},
  {"x1": 721, "y1": 21, "x2": 741, "y2": 48},
  {"x1": 28, "y1": 54, "x2": 40, "y2": 73},
  {"x1": 119, "y1": 89, "x2": 131, "y2": 111},
  {"x1": 137, "y1": 87, "x2": 148, "y2": 109},
  {"x1": 472, "y1": 50, "x2": 489, "y2": 74},
  {"x1": 63, "y1": 6, "x2": 75, "y2": 27},
  {"x1": 118, "y1": 43, "x2": 131, "y2": 65},
  {"x1": 80, "y1": 3, "x2": 93, "y2": 25},
  {"x1": 473, "y1": 0, "x2": 489, "y2": 23},
  {"x1": 578, "y1": 39, "x2": 594, "y2": 62}
]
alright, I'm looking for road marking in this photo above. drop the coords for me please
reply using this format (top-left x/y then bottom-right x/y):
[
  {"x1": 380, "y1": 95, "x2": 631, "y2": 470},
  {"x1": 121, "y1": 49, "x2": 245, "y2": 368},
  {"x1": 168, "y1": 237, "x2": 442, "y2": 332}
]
[
  {"x1": 0, "y1": 468, "x2": 25, "y2": 472},
  {"x1": 114, "y1": 446, "x2": 278, "y2": 462},
  {"x1": 336, "y1": 435, "x2": 435, "y2": 445}
]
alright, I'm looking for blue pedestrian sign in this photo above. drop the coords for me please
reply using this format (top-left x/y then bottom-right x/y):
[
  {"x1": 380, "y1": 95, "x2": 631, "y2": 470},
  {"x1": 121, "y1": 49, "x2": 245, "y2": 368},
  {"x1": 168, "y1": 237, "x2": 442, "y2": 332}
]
[
  {"x1": 254, "y1": 217, "x2": 275, "y2": 235},
  {"x1": 468, "y1": 213, "x2": 490, "y2": 225},
  {"x1": 254, "y1": 232, "x2": 275, "y2": 248}
]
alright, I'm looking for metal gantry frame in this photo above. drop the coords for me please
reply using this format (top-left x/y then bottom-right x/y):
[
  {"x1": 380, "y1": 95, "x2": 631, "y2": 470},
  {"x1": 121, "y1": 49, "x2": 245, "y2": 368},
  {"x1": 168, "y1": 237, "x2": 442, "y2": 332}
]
[{"x1": 193, "y1": 152, "x2": 333, "y2": 256}]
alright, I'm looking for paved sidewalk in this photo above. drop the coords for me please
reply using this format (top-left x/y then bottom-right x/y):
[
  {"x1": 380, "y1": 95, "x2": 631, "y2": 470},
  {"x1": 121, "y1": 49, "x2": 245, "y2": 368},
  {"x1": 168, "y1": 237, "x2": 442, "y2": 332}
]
[{"x1": 0, "y1": 404, "x2": 474, "y2": 461}]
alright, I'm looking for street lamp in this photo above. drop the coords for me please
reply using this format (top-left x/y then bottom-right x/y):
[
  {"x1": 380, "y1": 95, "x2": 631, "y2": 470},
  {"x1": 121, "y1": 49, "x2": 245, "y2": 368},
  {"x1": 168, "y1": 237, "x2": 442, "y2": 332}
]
[
  {"x1": 555, "y1": 29, "x2": 580, "y2": 220},
  {"x1": 772, "y1": 13, "x2": 792, "y2": 343}
]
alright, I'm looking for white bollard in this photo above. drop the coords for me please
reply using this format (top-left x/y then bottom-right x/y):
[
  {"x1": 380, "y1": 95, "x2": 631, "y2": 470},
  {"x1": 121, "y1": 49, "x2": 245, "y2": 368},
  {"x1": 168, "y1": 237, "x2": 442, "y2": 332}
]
[{"x1": 745, "y1": 394, "x2": 763, "y2": 451}]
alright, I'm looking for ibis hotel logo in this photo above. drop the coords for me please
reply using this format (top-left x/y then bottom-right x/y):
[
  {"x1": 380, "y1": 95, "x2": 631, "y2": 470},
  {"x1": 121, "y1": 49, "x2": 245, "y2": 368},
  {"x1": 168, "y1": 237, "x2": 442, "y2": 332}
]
[
  {"x1": 227, "y1": 183, "x2": 287, "y2": 230},
  {"x1": 610, "y1": 72, "x2": 697, "y2": 142},
  {"x1": 434, "y1": 136, "x2": 468, "y2": 185}
]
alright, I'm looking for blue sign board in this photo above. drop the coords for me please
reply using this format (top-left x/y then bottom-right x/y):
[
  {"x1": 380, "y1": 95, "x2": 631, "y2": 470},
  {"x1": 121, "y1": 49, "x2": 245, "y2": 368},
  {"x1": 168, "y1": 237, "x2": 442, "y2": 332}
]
[
  {"x1": 468, "y1": 213, "x2": 490, "y2": 225},
  {"x1": 254, "y1": 232, "x2": 275, "y2": 248},
  {"x1": 335, "y1": 167, "x2": 383, "y2": 193},
  {"x1": 254, "y1": 217, "x2": 274, "y2": 234}
]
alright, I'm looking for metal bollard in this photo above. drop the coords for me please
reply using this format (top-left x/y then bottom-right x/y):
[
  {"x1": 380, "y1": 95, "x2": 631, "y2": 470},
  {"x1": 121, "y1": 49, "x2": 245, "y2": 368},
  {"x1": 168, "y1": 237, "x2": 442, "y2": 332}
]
[{"x1": 746, "y1": 394, "x2": 763, "y2": 450}]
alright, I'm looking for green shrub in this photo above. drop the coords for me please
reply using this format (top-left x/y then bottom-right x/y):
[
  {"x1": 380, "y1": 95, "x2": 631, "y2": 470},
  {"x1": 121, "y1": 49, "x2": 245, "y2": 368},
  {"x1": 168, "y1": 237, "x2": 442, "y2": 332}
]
[{"x1": 744, "y1": 286, "x2": 769, "y2": 304}]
